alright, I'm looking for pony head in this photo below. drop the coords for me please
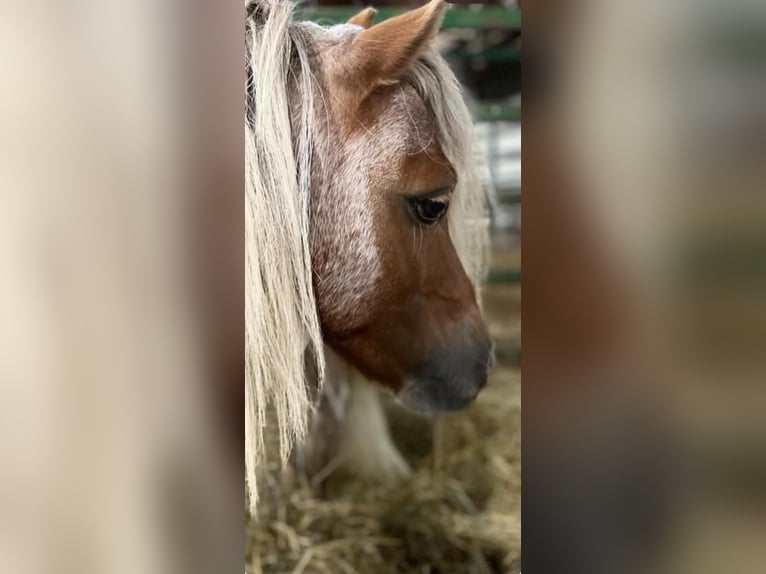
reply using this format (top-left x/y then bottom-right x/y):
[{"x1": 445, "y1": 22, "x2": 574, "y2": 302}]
[
  {"x1": 304, "y1": 0, "x2": 493, "y2": 413},
  {"x1": 246, "y1": 0, "x2": 492, "y2": 502}
]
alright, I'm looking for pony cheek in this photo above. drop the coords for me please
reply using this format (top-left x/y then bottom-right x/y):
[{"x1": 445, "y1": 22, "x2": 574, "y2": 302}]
[{"x1": 320, "y1": 304, "x2": 428, "y2": 391}]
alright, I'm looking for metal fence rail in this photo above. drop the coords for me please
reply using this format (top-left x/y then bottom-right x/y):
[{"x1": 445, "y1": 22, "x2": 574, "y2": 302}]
[{"x1": 297, "y1": 6, "x2": 521, "y2": 30}]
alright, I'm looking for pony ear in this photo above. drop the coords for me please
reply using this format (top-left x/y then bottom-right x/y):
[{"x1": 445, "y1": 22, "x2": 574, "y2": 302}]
[
  {"x1": 342, "y1": 0, "x2": 447, "y2": 91},
  {"x1": 348, "y1": 7, "x2": 377, "y2": 29}
]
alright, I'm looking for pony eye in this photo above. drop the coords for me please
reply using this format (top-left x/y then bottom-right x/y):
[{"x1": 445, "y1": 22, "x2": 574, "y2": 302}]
[{"x1": 410, "y1": 197, "x2": 449, "y2": 225}]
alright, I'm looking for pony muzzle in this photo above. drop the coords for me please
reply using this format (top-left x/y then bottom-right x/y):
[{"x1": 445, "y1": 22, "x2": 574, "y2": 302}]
[{"x1": 396, "y1": 329, "x2": 493, "y2": 414}]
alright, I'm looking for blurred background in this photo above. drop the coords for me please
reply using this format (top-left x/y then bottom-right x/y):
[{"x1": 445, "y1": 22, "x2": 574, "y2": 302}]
[
  {"x1": 523, "y1": 1, "x2": 766, "y2": 573},
  {"x1": 247, "y1": 3, "x2": 522, "y2": 573}
]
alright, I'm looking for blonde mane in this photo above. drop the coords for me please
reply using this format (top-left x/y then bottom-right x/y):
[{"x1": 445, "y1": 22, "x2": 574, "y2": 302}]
[
  {"x1": 245, "y1": 0, "x2": 323, "y2": 508},
  {"x1": 245, "y1": 0, "x2": 489, "y2": 511}
]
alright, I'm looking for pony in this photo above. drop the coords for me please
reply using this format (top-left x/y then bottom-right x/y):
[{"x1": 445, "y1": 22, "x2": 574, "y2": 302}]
[{"x1": 245, "y1": 0, "x2": 493, "y2": 509}]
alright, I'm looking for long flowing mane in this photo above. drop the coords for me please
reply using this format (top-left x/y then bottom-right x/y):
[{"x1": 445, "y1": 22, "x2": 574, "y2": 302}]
[
  {"x1": 245, "y1": 0, "x2": 322, "y2": 507},
  {"x1": 245, "y1": 0, "x2": 489, "y2": 510}
]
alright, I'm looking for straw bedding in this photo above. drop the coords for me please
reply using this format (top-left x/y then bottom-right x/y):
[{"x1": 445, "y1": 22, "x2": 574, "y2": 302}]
[{"x1": 247, "y1": 267, "x2": 520, "y2": 574}]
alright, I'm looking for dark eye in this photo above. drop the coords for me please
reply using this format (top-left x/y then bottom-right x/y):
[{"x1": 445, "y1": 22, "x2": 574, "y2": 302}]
[{"x1": 409, "y1": 197, "x2": 449, "y2": 225}]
